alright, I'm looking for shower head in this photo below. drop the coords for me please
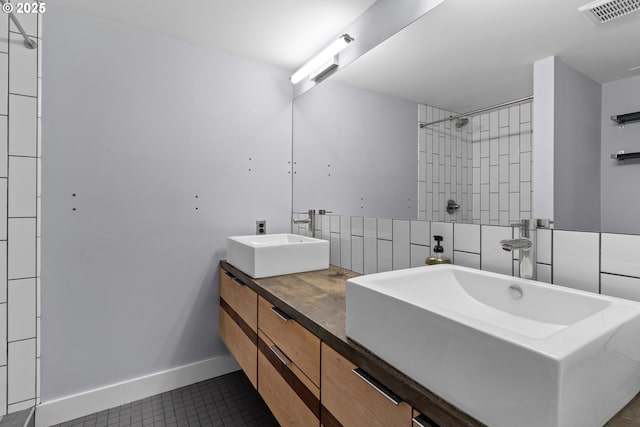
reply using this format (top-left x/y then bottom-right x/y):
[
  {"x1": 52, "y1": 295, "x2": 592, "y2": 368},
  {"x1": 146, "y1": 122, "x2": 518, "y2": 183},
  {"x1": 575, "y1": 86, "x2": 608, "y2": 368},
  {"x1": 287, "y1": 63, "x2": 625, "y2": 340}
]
[{"x1": 455, "y1": 117, "x2": 469, "y2": 128}]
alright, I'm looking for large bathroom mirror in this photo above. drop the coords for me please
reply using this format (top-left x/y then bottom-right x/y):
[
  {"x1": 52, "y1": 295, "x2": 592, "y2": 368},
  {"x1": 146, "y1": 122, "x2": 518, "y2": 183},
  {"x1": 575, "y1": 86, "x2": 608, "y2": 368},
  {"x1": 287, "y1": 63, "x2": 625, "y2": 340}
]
[{"x1": 292, "y1": 0, "x2": 640, "y2": 233}]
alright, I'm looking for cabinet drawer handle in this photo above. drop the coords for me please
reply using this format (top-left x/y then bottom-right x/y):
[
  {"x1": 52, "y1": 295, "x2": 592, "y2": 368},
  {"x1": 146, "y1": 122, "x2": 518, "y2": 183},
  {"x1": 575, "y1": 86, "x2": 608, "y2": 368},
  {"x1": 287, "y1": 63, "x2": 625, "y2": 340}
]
[
  {"x1": 412, "y1": 414, "x2": 440, "y2": 427},
  {"x1": 269, "y1": 345, "x2": 291, "y2": 366},
  {"x1": 232, "y1": 278, "x2": 245, "y2": 287},
  {"x1": 352, "y1": 368, "x2": 402, "y2": 406},
  {"x1": 270, "y1": 306, "x2": 292, "y2": 321}
]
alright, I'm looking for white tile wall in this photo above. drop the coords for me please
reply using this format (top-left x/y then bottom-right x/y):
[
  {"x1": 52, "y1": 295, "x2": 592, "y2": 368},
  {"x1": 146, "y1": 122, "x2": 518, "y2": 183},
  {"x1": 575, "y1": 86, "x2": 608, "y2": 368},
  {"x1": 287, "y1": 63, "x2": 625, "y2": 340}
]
[
  {"x1": 553, "y1": 230, "x2": 600, "y2": 293},
  {"x1": 340, "y1": 216, "x2": 351, "y2": 270},
  {"x1": 351, "y1": 236, "x2": 364, "y2": 274},
  {"x1": 480, "y1": 225, "x2": 512, "y2": 275},
  {"x1": 410, "y1": 244, "x2": 429, "y2": 267},
  {"x1": 410, "y1": 220, "x2": 429, "y2": 246},
  {"x1": 8, "y1": 338, "x2": 36, "y2": 405},
  {"x1": 601, "y1": 233, "x2": 640, "y2": 278},
  {"x1": 392, "y1": 220, "x2": 410, "y2": 270},
  {"x1": 454, "y1": 251, "x2": 480, "y2": 269},
  {"x1": 303, "y1": 216, "x2": 640, "y2": 311},
  {"x1": 377, "y1": 239, "x2": 392, "y2": 273},
  {"x1": 363, "y1": 217, "x2": 377, "y2": 274},
  {"x1": 0, "y1": 12, "x2": 41, "y2": 415},
  {"x1": 7, "y1": 218, "x2": 36, "y2": 280},
  {"x1": 601, "y1": 273, "x2": 640, "y2": 302},
  {"x1": 453, "y1": 223, "x2": 480, "y2": 253}
]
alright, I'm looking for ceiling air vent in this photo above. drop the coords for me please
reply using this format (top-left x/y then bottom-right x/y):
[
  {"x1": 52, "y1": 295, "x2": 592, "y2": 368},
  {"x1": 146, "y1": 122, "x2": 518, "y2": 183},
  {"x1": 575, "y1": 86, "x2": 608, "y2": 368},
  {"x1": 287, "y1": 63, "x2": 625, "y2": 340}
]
[{"x1": 578, "y1": 0, "x2": 640, "y2": 24}]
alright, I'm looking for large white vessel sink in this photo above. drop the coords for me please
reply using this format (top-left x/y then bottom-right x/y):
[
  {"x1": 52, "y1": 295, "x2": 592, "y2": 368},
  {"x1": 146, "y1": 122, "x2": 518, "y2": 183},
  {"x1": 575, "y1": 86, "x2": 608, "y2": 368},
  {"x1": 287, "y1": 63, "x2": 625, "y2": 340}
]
[
  {"x1": 226, "y1": 233, "x2": 329, "y2": 278},
  {"x1": 346, "y1": 264, "x2": 640, "y2": 427}
]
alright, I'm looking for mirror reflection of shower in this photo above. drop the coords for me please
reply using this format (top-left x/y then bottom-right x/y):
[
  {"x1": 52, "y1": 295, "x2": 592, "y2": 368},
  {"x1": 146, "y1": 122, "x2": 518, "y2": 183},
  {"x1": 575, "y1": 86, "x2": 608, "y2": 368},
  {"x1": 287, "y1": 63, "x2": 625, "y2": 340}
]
[{"x1": 418, "y1": 96, "x2": 533, "y2": 225}]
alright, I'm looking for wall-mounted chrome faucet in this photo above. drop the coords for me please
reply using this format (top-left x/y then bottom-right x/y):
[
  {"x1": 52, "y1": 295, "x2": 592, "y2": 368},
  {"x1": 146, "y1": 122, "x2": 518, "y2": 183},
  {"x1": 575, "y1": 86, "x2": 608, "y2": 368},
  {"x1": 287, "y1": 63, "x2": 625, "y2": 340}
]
[
  {"x1": 500, "y1": 219, "x2": 535, "y2": 280},
  {"x1": 292, "y1": 209, "x2": 316, "y2": 237}
]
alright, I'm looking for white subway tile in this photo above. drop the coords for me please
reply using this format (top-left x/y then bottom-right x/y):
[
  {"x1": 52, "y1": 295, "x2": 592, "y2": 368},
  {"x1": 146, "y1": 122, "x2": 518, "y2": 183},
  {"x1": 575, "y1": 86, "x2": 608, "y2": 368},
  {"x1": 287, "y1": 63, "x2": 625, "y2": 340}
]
[
  {"x1": 481, "y1": 225, "x2": 512, "y2": 275},
  {"x1": 351, "y1": 236, "x2": 364, "y2": 274},
  {"x1": 0, "y1": 54, "x2": 7, "y2": 115},
  {"x1": 0, "y1": 304, "x2": 5, "y2": 365},
  {"x1": 9, "y1": 95, "x2": 37, "y2": 157},
  {"x1": 8, "y1": 338, "x2": 36, "y2": 404},
  {"x1": 520, "y1": 152, "x2": 531, "y2": 182},
  {"x1": 537, "y1": 229, "x2": 552, "y2": 265},
  {"x1": 378, "y1": 218, "x2": 392, "y2": 240},
  {"x1": 411, "y1": 244, "x2": 429, "y2": 267},
  {"x1": 454, "y1": 251, "x2": 480, "y2": 269},
  {"x1": 520, "y1": 103, "x2": 532, "y2": 123},
  {"x1": 0, "y1": 366, "x2": 5, "y2": 417},
  {"x1": 392, "y1": 220, "x2": 410, "y2": 270},
  {"x1": 330, "y1": 233, "x2": 340, "y2": 266},
  {"x1": 377, "y1": 239, "x2": 392, "y2": 273},
  {"x1": 10, "y1": 11, "x2": 37, "y2": 36},
  {"x1": 340, "y1": 216, "x2": 351, "y2": 270},
  {"x1": 0, "y1": 13, "x2": 8, "y2": 52},
  {"x1": 509, "y1": 105, "x2": 520, "y2": 131},
  {"x1": 330, "y1": 215, "x2": 340, "y2": 233},
  {"x1": 520, "y1": 125, "x2": 532, "y2": 152},
  {"x1": 499, "y1": 108, "x2": 509, "y2": 127},
  {"x1": 0, "y1": 179, "x2": 5, "y2": 241},
  {"x1": 430, "y1": 222, "x2": 453, "y2": 260},
  {"x1": 537, "y1": 264, "x2": 552, "y2": 284},
  {"x1": 553, "y1": 230, "x2": 599, "y2": 293},
  {"x1": 480, "y1": 211, "x2": 490, "y2": 225},
  {"x1": 520, "y1": 182, "x2": 531, "y2": 212},
  {"x1": 410, "y1": 220, "x2": 429, "y2": 246},
  {"x1": 8, "y1": 156, "x2": 37, "y2": 217},
  {"x1": 351, "y1": 216, "x2": 363, "y2": 237},
  {"x1": 454, "y1": 223, "x2": 480, "y2": 253},
  {"x1": 321, "y1": 215, "x2": 330, "y2": 241},
  {"x1": 36, "y1": 277, "x2": 40, "y2": 317},
  {"x1": 601, "y1": 233, "x2": 640, "y2": 278},
  {"x1": 509, "y1": 193, "x2": 520, "y2": 222},
  {"x1": 8, "y1": 218, "x2": 35, "y2": 279},
  {"x1": 490, "y1": 194, "x2": 499, "y2": 220},
  {"x1": 9, "y1": 33, "x2": 37, "y2": 96},
  {"x1": 364, "y1": 218, "x2": 377, "y2": 274},
  {"x1": 8, "y1": 399, "x2": 35, "y2": 412},
  {"x1": 601, "y1": 273, "x2": 640, "y2": 302},
  {"x1": 472, "y1": 193, "x2": 480, "y2": 220},
  {"x1": 513, "y1": 260, "x2": 520, "y2": 278},
  {"x1": 419, "y1": 104, "x2": 426, "y2": 122},
  {"x1": 0, "y1": 116, "x2": 7, "y2": 177},
  {"x1": 8, "y1": 278, "x2": 35, "y2": 342},
  {"x1": 0, "y1": 242, "x2": 5, "y2": 303},
  {"x1": 480, "y1": 184, "x2": 489, "y2": 211}
]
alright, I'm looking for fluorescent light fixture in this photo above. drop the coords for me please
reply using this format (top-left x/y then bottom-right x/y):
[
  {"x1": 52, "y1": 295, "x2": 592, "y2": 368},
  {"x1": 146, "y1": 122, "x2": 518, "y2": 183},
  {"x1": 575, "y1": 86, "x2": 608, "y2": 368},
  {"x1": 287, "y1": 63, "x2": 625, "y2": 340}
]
[{"x1": 290, "y1": 34, "x2": 354, "y2": 84}]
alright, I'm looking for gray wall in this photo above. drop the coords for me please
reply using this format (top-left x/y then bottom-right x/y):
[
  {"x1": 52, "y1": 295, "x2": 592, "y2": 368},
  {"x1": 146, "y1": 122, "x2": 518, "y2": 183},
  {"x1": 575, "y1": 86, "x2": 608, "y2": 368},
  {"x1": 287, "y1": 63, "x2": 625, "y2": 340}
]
[
  {"x1": 41, "y1": 8, "x2": 292, "y2": 400},
  {"x1": 553, "y1": 59, "x2": 601, "y2": 231},
  {"x1": 292, "y1": 80, "x2": 417, "y2": 219},
  {"x1": 601, "y1": 75, "x2": 640, "y2": 234}
]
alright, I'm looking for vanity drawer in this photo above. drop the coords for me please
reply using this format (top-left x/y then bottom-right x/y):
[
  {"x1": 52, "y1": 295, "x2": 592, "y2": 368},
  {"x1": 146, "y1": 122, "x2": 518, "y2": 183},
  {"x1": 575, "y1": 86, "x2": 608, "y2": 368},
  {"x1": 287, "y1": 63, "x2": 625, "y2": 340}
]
[
  {"x1": 258, "y1": 296, "x2": 320, "y2": 387},
  {"x1": 220, "y1": 269, "x2": 257, "y2": 331},
  {"x1": 219, "y1": 268, "x2": 258, "y2": 388},
  {"x1": 258, "y1": 331, "x2": 320, "y2": 426},
  {"x1": 321, "y1": 343, "x2": 412, "y2": 427}
]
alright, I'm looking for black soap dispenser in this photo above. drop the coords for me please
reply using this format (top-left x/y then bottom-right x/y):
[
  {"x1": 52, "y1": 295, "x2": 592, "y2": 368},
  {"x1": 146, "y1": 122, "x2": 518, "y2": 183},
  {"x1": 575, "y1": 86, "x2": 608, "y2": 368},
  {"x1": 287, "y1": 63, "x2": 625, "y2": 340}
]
[{"x1": 426, "y1": 235, "x2": 451, "y2": 265}]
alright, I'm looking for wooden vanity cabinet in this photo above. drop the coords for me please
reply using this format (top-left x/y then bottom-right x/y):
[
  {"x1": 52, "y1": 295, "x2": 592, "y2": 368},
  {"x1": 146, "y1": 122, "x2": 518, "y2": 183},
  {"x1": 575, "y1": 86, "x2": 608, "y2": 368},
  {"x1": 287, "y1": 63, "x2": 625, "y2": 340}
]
[
  {"x1": 321, "y1": 343, "x2": 412, "y2": 427},
  {"x1": 219, "y1": 269, "x2": 258, "y2": 388},
  {"x1": 257, "y1": 296, "x2": 321, "y2": 426}
]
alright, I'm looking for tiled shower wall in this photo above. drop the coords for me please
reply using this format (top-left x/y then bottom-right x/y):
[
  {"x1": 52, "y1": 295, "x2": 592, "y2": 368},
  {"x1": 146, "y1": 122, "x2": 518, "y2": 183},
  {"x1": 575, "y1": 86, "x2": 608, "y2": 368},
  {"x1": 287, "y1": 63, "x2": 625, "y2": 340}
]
[
  {"x1": 418, "y1": 105, "x2": 472, "y2": 222},
  {"x1": 418, "y1": 102, "x2": 533, "y2": 225},
  {"x1": 293, "y1": 215, "x2": 640, "y2": 303},
  {"x1": 0, "y1": 11, "x2": 42, "y2": 415}
]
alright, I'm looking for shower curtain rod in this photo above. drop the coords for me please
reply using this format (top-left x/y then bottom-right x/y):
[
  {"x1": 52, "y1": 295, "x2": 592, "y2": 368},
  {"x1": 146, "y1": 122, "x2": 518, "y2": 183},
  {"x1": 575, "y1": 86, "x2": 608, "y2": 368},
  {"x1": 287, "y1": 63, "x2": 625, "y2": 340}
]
[
  {"x1": 419, "y1": 95, "x2": 533, "y2": 128},
  {"x1": 0, "y1": 0, "x2": 37, "y2": 49}
]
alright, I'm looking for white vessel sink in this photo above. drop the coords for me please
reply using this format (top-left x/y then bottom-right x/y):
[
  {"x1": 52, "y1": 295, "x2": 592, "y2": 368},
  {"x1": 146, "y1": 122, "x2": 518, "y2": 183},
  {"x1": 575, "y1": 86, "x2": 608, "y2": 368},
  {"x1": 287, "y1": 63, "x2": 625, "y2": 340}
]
[
  {"x1": 346, "y1": 264, "x2": 640, "y2": 427},
  {"x1": 226, "y1": 233, "x2": 329, "y2": 278}
]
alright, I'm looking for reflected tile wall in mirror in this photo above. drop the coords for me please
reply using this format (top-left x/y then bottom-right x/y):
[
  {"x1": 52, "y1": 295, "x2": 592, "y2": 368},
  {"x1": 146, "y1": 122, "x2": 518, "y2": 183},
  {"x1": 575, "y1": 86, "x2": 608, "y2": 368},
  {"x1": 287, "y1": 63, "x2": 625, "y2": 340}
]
[{"x1": 418, "y1": 102, "x2": 533, "y2": 225}]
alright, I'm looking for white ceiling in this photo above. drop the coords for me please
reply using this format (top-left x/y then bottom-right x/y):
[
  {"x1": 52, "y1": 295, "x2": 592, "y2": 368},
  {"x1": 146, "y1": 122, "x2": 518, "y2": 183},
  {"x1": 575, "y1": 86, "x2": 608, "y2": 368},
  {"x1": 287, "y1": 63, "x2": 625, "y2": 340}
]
[{"x1": 54, "y1": 0, "x2": 640, "y2": 112}]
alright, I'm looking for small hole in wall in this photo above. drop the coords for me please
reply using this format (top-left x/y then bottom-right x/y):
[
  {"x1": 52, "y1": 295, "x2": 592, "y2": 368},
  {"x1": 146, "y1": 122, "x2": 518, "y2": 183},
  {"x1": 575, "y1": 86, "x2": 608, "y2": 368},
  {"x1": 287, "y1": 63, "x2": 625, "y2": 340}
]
[{"x1": 72, "y1": 208, "x2": 76, "y2": 211}]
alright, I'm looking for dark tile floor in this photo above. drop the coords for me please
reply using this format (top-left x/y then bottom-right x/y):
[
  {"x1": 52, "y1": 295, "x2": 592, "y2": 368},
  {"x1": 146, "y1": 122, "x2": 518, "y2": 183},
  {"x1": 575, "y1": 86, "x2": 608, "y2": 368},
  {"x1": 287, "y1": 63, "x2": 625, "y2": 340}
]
[
  {"x1": 50, "y1": 371, "x2": 279, "y2": 427},
  {"x1": 0, "y1": 407, "x2": 34, "y2": 427}
]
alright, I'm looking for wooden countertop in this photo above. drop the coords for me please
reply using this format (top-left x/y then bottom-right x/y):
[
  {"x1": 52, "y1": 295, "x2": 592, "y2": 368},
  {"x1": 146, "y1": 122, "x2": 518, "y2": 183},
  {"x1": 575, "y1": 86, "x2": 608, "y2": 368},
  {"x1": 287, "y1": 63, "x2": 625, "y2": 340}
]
[{"x1": 219, "y1": 261, "x2": 640, "y2": 427}]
